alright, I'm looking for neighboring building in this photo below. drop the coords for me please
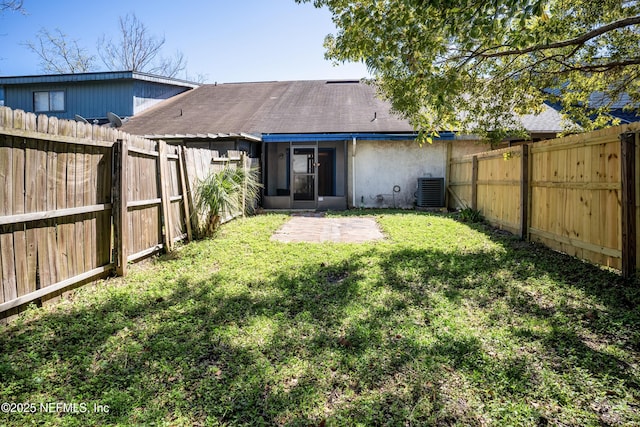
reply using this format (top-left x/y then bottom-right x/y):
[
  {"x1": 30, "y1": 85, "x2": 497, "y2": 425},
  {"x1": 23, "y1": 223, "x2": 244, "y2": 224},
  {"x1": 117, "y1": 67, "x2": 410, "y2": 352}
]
[
  {"x1": 545, "y1": 89, "x2": 640, "y2": 125},
  {"x1": 0, "y1": 71, "x2": 199, "y2": 124},
  {"x1": 122, "y1": 79, "x2": 566, "y2": 210},
  {"x1": 594, "y1": 92, "x2": 640, "y2": 124}
]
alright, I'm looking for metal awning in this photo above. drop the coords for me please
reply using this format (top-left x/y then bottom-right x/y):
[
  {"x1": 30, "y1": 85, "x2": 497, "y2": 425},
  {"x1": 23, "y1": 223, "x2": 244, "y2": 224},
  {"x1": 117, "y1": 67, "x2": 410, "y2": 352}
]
[{"x1": 142, "y1": 132, "x2": 262, "y2": 142}]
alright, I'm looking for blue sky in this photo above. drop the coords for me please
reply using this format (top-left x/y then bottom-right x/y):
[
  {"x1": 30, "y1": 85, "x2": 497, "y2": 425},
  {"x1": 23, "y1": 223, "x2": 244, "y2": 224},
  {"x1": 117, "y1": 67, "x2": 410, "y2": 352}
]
[{"x1": 0, "y1": 0, "x2": 369, "y2": 82}]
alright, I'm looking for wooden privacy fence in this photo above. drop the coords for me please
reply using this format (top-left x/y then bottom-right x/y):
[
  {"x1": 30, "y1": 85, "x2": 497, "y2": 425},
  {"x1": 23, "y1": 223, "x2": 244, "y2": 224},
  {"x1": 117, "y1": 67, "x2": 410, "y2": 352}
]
[
  {"x1": 448, "y1": 123, "x2": 640, "y2": 277},
  {"x1": 0, "y1": 106, "x2": 254, "y2": 317},
  {"x1": 111, "y1": 138, "x2": 192, "y2": 277},
  {"x1": 449, "y1": 145, "x2": 527, "y2": 236}
]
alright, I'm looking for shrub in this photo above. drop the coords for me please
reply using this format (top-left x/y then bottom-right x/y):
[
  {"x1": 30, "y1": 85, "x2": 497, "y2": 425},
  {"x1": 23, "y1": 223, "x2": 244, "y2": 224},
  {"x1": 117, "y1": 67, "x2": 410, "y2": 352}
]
[
  {"x1": 195, "y1": 165, "x2": 262, "y2": 236},
  {"x1": 458, "y1": 206, "x2": 483, "y2": 223}
]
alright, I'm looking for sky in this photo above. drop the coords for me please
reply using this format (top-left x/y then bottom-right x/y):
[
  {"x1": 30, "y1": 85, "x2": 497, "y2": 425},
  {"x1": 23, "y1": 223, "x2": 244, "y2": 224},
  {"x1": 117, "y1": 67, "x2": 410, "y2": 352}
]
[{"x1": 0, "y1": 0, "x2": 370, "y2": 83}]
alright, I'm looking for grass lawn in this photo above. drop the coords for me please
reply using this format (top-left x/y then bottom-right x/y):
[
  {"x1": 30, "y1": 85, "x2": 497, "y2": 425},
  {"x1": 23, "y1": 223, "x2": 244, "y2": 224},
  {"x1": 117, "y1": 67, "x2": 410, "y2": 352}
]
[{"x1": 1, "y1": 212, "x2": 639, "y2": 426}]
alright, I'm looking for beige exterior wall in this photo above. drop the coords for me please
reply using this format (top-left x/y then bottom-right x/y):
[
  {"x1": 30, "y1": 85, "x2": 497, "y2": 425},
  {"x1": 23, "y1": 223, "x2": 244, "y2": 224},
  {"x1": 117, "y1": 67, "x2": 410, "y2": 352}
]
[{"x1": 347, "y1": 139, "x2": 487, "y2": 209}]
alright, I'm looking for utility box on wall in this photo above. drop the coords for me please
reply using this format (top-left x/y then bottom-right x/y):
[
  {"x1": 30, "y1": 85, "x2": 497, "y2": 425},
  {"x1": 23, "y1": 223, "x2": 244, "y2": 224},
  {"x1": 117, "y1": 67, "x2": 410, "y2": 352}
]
[{"x1": 416, "y1": 177, "x2": 445, "y2": 208}]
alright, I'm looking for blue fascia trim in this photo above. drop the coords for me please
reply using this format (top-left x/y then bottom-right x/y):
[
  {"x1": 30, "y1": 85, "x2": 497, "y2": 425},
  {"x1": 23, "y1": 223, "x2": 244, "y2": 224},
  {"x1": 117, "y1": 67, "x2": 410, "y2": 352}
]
[
  {"x1": 262, "y1": 132, "x2": 456, "y2": 142},
  {"x1": 0, "y1": 71, "x2": 199, "y2": 88}
]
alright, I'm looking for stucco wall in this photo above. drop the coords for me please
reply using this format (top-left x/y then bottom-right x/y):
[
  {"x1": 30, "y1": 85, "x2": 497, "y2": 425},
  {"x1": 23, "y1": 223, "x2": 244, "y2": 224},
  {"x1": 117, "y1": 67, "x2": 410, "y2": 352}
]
[{"x1": 347, "y1": 139, "x2": 486, "y2": 209}]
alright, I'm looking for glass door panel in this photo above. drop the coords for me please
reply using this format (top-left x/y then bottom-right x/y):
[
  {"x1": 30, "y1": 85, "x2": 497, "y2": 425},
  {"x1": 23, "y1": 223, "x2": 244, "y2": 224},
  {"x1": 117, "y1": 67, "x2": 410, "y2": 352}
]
[
  {"x1": 293, "y1": 175, "x2": 314, "y2": 200},
  {"x1": 293, "y1": 148, "x2": 315, "y2": 174},
  {"x1": 292, "y1": 147, "x2": 317, "y2": 208}
]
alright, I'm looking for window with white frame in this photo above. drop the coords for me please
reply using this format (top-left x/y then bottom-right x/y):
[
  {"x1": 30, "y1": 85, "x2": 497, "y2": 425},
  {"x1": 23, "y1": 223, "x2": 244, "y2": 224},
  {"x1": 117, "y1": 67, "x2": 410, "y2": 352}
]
[{"x1": 34, "y1": 90, "x2": 65, "y2": 112}]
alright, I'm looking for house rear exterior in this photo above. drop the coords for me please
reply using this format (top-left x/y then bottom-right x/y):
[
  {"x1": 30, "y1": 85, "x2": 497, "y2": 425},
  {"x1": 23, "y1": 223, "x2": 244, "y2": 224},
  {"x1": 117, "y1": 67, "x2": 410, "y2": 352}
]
[{"x1": 121, "y1": 79, "x2": 566, "y2": 210}]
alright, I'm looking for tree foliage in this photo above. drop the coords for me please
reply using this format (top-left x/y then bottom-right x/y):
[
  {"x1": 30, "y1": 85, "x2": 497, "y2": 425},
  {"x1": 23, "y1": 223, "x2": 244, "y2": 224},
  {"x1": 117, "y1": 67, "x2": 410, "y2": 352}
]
[
  {"x1": 98, "y1": 13, "x2": 186, "y2": 77},
  {"x1": 299, "y1": 0, "x2": 640, "y2": 139},
  {"x1": 23, "y1": 28, "x2": 96, "y2": 74}
]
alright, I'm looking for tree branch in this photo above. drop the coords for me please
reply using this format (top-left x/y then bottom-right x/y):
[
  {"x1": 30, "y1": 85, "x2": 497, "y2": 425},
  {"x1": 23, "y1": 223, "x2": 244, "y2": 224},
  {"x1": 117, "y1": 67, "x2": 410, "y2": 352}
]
[
  {"x1": 479, "y1": 15, "x2": 640, "y2": 58},
  {"x1": 554, "y1": 57, "x2": 640, "y2": 72},
  {"x1": 0, "y1": 0, "x2": 23, "y2": 12}
]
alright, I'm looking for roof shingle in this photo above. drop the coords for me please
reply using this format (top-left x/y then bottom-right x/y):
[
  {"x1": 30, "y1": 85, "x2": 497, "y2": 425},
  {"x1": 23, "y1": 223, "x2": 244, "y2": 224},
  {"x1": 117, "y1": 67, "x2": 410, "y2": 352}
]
[{"x1": 121, "y1": 79, "x2": 566, "y2": 137}]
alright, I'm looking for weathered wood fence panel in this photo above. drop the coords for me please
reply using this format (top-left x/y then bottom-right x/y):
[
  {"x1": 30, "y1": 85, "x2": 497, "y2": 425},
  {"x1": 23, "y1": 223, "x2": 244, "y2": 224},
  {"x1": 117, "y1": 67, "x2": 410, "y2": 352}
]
[
  {"x1": 448, "y1": 123, "x2": 640, "y2": 275},
  {"x1": 165, "y1": 145, "x2": 191, "y2": 243},
  {"x1": 0, "y1": 109, "x2": 118, "y2": 315},
  {"x1": 0, "y1": 106, "x2": 252, "y2": 318},
  {"x1": 125, "y1": 142, "x2": 164, "y2": 263}
]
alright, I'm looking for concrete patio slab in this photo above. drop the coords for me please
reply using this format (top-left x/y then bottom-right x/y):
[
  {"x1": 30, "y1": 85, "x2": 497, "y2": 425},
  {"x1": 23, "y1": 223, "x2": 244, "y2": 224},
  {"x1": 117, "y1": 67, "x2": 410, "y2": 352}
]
[{"x1": 270, "y1": 215, "x2": 385, "y2": 243}]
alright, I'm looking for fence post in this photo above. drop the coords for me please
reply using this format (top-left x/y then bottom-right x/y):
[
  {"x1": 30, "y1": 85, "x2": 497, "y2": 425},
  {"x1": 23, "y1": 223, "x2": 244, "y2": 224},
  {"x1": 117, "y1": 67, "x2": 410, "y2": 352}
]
[
  {"x1": 445, "y1": 142, "x2": 452, "y2": 209},
  {"x1": 471, "y1": 155, "x2": 478, "y2": 210},
  {"x1": 520, "y1": 144, "x2": 529, "y2": 240},
  {"x1": 620, "y1": 131, "x2": 637, "y2": 279},
  {"x1": 157, "y1": 140, "x2": 173, "y2": 251},
  {"x1": 177, "y1": 145, "x2": 193, "y2": 241},
  {"x1": 113, "y1": 139, "x2": 129, "y2": 276},
  {"x1": 242, "y1": 153, "x2": 247, "y2": 218}
]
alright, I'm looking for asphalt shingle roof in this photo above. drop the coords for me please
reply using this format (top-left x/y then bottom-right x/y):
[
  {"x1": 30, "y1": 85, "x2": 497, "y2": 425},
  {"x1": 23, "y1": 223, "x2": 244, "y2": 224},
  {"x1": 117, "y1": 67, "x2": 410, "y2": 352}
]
[{"x1": 121, "y1": 79, "x2": 566, "y2": 137}]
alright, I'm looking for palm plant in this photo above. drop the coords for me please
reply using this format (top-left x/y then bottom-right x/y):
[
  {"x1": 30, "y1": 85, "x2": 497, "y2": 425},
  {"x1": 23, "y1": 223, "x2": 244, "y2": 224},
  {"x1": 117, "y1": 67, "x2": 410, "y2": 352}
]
[{"x1": 195, "y1": 165, "x2": 261, "y2": 236}]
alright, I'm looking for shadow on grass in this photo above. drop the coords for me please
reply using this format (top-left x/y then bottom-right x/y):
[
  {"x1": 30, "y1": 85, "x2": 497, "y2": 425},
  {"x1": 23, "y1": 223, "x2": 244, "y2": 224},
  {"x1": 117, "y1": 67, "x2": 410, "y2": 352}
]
[{"x1": 0, "y1": 213, "x2": 639, "y2": 426}]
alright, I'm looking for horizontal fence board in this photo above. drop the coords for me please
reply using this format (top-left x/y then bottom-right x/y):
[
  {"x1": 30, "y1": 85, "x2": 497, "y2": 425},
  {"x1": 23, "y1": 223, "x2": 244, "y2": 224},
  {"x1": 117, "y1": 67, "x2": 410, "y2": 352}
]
[
  {"x1": 127, "y1": 198, "x2": 162, "y2": 209},
  {"x1": 531, "y1": 134, "x2": 625, "y2": 153},
  {"x1": 0, "y1": 265, "x2": 113, "y2": 313},
  {"x1": 128, "y1": 146, "x2": 159, "y2": 157},
  {"x1": 1, "y1": 127, "x2": 114, "y2": 148},
  {"x1": 532, "y1": 181, "x2": 621, "y2": 190},
  {"x1": 476, "y1": 180, "x2": 521, "y2": 186},
  {"x1": 529, "y1": 227, "x2": 621, "y2": 258},
  {"x1": 127, "y1": 244, "x2": 163, "y2": 263},
  {"x1": 0, "y1": 204, "x2": 112, "y2": 226}
]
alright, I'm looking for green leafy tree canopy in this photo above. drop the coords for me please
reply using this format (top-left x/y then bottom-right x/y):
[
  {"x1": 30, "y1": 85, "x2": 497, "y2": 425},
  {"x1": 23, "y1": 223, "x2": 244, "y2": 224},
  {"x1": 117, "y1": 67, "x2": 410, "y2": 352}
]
[{"x1": 299, "y1": 0, "x2": 640, "y2": 141}]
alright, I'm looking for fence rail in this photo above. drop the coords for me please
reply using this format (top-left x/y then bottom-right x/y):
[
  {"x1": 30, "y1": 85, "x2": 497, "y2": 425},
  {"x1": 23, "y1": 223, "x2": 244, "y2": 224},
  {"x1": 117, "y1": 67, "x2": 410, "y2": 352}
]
[
  {"x1": 448, "y1": 123, "x2": 640, "y2": 276},
  {"x1": 0, "y1": 106, "x2": 253, "y2": 318}
]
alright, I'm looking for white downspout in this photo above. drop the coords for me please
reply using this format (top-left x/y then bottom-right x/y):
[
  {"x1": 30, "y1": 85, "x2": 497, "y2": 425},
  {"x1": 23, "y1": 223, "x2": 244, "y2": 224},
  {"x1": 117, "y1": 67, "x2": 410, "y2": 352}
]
[{"x1": 352, "y1": 136, "x2": 357, "y2": 208}]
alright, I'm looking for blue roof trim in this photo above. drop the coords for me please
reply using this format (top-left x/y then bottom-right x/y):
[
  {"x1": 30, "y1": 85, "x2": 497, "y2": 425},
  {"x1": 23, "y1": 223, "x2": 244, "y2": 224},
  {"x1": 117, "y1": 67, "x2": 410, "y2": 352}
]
[
  {"x1": 262, "y1": 132, "x2": 456, "y2": 142},
  {"x1": 0, "y1": 71, "x2": 199, "y2": 88}
]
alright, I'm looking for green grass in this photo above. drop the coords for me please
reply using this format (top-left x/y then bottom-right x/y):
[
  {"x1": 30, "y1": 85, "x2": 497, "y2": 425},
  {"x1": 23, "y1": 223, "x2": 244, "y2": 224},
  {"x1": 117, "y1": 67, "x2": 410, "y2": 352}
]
[{"x1": 1, "y1": 212, "x2": 639, "y2": 426}]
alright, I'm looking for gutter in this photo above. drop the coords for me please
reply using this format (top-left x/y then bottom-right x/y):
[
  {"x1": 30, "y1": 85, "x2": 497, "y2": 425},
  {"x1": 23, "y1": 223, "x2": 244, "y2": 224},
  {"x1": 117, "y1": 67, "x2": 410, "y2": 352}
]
[{"x1": 261, "y1": 132, "x2": 450, "y2": 142}]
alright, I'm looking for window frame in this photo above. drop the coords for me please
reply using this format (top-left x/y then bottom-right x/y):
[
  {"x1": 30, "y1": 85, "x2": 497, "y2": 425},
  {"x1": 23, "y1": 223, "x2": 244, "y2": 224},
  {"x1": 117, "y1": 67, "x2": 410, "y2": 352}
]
[{"x1": 33, "y1": 90, "x2": 66, "y2": 113}]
